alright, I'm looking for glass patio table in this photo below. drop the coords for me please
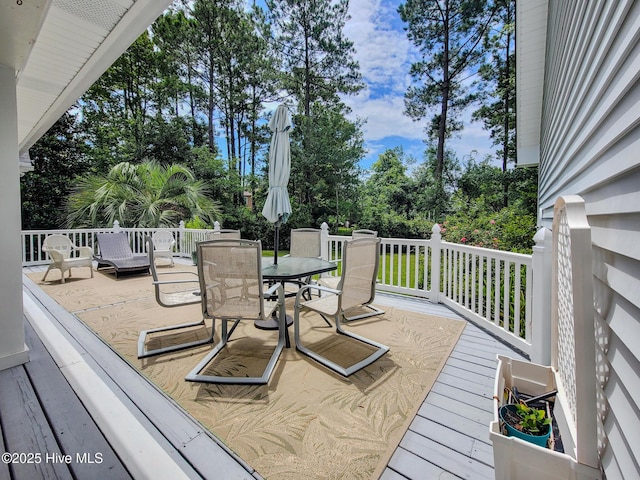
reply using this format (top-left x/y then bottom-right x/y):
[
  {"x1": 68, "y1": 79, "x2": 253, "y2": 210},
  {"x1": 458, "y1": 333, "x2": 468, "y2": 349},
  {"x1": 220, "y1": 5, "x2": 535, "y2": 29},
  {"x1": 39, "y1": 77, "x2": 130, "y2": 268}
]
[{"x1": 255, "y1": 256, "x2": 337, "y2": 331}]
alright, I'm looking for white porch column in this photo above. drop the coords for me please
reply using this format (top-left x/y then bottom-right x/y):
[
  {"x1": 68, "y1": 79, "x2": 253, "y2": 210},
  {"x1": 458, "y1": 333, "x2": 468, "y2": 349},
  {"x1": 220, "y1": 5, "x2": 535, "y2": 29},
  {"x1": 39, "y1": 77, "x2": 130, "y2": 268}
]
[
  {"x1": 0, "y1": 63, "x2": 29, "y2": 370},
  {"x1": 530, "y1": 226, "x2": 552, "y2": 365}
]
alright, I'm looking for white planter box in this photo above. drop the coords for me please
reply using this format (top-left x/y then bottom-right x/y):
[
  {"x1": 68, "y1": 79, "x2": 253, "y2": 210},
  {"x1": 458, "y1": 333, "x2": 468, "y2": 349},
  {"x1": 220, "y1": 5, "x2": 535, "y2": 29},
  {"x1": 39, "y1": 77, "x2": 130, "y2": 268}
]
[{"x1": 490, "y1": 355, "x2": 601, "y2": 480}]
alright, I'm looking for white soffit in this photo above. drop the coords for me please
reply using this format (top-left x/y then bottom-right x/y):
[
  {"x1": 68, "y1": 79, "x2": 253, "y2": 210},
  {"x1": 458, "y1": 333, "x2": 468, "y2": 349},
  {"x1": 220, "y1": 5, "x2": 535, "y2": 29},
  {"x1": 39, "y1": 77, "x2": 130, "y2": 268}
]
[
  {"x1": 11, "y1": 0, "x2": 172, "y2": 153},
  {"x1": 0, "y1": 1, "x2": 50, "y2": 72},
  {"x1": 516, "y1": 0, "x2": 548, "y2": 166}
]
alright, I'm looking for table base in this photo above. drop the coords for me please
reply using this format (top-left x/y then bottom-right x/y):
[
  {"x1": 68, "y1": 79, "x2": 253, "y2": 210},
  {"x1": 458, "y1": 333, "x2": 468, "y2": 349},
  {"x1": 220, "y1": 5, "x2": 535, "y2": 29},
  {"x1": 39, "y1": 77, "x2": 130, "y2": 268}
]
[{"x1": 254, "y1": 314, "x2": 293, "y2": 330}]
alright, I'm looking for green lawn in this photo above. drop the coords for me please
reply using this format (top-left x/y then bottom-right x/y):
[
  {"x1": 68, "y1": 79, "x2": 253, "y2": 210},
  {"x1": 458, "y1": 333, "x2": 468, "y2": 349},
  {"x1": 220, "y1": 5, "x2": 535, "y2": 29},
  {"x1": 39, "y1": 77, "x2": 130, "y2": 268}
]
[{"x1": 329, "y1": 250, "x2": 423, "y2": 290}]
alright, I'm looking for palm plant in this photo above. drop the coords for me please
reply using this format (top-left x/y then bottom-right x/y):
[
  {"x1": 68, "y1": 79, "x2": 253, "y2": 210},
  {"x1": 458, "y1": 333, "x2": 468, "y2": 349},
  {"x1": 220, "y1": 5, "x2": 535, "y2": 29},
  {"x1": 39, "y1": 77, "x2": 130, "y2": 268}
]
[{"x1": 65, "y1": 161, "x2": 220, "y2": 228}]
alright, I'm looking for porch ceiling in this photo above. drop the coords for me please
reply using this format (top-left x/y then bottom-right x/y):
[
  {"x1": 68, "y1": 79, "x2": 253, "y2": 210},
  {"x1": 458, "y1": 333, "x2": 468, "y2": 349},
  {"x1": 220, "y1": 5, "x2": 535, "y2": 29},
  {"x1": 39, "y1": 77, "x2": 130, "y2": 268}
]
[{"x1": 0, "y1": 0, "x2": 172, "y2": 155}]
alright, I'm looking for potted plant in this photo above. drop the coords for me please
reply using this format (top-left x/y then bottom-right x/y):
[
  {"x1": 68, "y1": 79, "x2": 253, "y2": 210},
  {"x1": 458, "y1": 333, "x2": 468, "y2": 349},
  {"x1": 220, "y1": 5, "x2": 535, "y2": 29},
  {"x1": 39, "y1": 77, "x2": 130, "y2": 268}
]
[{"x1": 499, "y1": 402, "x2": 552, "y2": 447}]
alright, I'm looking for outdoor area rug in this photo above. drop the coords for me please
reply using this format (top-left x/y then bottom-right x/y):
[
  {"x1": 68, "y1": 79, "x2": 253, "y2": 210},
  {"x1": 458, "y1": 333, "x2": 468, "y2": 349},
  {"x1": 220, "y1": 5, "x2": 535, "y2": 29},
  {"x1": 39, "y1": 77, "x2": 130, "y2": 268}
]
[{"x1": 29, "y1": 268, "x2": 465, "y2": 480}]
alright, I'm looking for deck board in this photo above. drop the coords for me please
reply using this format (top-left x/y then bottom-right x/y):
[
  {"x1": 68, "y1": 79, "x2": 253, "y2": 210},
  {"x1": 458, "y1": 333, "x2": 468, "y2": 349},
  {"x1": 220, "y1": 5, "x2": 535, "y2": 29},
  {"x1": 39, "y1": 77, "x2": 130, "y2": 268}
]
[
  {"x1": 0, "y1": 322, "x2": 131, "y2": 480},
  {"x1": 417, "y1": 403, "x2": 489, "y2": 444},
  {"x1": 374, "y1": 293, "x2": 526, "y2": 480},
  {"x1": 14, "y1": 267, "x2": 530, "y2": 480},
  {"x1": 0, "y1": 365, "x2": 72, "y2": 480},
  {"x1": 400, "y1": 430, "x2": 494, "y2": 480},
  {"x1": 22, "y1": 324, "x2": 131, "y2": 480}
]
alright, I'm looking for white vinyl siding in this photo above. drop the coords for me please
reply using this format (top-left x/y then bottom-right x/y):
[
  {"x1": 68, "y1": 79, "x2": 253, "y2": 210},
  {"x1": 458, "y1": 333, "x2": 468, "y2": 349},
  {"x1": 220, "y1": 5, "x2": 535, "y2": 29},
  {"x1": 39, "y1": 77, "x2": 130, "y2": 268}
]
[{"x1": 534, "y1": 1, "x2": 640, "y2": 479}]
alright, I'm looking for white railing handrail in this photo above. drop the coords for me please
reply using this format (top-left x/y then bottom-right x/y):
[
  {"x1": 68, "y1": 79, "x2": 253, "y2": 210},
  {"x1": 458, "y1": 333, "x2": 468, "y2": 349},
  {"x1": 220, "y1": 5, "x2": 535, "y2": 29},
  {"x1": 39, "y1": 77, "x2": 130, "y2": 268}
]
[{"x1": 24, "y1": 222, "x2": 540, "y2": 358}]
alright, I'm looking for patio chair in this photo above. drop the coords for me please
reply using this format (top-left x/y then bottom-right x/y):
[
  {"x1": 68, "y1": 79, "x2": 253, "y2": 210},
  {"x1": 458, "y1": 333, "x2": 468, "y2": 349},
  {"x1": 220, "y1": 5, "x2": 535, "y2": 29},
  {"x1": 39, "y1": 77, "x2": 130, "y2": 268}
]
[
  {"x1": 41, "y1": 234, "x2": 94, "y2": 284},
  {"x1": 316, "y1": 235, "x2": 384, "y2": 322},
  {"x1": 286, "y1": 228, "x2": 322, "y2": 299},
  {"x1": 185, "y1": 239, "x2": 287, "y2": 384},
  {"x1": 138, "y1": 236, "x2": 218, "y2": 359},
  {"x1": 206, "y1": 229, "x2": 241, "y2": 240},
  {"x1": 94, "y1": 232, "x2": 150, "y2": 278},
  {"x1": 293, "y1": 237, "x2": 389, "y2": 376},
  {"x1": 151, "y1": 230, "x2": 176, "y2": 266},
  {"x1": 352, "y1": 229, "x2": 378, "y2": 239}
]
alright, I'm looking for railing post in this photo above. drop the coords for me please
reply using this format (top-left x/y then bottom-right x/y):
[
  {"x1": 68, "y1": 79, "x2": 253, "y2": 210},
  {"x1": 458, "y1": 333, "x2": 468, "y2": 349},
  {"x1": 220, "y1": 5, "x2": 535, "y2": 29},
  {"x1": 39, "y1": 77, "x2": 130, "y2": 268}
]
[
  {"x1": 112, "y1": 220, "x2": 121, "y2": 232},
  {"x1": 178, "y1": 220, "x2": 185, "y2": 256},
  {"x1": 213, "y1": 221, "x2": 221, "y2": 233},
  {"x1": 531, "y1": 226, "x2": 552, "y2": 365},
  {"x1": 430, "y1": 223, "x2": 441, "y2": 303},
  {"x1": 320, "y1": 222, "x2": 329, "y2": 262}
]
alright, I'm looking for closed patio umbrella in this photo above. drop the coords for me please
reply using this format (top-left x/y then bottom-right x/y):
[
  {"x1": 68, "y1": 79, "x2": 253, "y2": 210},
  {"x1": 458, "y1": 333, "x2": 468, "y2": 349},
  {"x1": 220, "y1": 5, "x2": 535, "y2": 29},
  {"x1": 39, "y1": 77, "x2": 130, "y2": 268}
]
[{"x1": 262, "y1": 104, "x2": 292, "y2": 265}]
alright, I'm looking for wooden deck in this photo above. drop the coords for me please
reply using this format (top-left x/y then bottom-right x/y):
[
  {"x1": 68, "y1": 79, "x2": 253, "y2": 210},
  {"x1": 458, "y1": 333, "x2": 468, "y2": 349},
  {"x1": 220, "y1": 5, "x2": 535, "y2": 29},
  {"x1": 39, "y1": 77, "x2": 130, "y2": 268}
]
[
  {"x1": 8, "y1": 265, "x2": 527, "y2": 479},
  {"x1": 0, "y1": 320, "x2": 132, "y2": 480},
  {"x1": 373, "y1": 295, "x2": 527, "y2": 480}
]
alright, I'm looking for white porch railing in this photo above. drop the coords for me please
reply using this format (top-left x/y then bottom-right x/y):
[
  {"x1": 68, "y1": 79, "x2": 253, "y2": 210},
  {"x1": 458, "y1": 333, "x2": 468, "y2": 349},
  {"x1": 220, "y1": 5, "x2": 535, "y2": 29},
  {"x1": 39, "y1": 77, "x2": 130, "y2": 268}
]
[
  {"x1": 21, "y1": 221, "x2": 218, "y2": 266},
  {"x1": 24, "y1": 221, "x2": 549, "y2": 360},
  {"x1": 322, "y1": 223, "x2": 536, "y2": 357}
]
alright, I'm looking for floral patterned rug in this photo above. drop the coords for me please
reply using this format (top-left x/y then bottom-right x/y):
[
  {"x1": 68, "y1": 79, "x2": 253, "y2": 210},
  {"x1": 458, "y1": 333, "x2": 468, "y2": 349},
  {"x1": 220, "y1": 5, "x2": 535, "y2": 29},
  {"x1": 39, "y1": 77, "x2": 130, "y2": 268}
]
[{"x1": 31, "y1": 268, "x2": 465, "y2": 480}]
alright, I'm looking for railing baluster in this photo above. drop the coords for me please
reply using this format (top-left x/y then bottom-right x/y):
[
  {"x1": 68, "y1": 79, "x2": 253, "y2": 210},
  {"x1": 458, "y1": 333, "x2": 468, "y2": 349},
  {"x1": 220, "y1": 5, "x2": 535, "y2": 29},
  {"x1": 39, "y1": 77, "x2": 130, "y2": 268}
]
[
  {"x1": 514, "y1": 261, "x2": 522, "y2": 337},
  {"x1": 494, "y1": 259, "x2": 501, "y2": 326},
  {"x1": 504, "y1": 260, "x2": 511, "y2": 331},
  {"x1": 405, "y1": 245, "x2": 410, "y2": 288},
  {"x1": 471, "y1": 253, "x2": 477, "y2": 312},
  {"x1": 478, "y1": 254, "x2": 484, "y2": 318},
  {"x1": 525, "y1": 261, "x2": 533, "y2": 342}
]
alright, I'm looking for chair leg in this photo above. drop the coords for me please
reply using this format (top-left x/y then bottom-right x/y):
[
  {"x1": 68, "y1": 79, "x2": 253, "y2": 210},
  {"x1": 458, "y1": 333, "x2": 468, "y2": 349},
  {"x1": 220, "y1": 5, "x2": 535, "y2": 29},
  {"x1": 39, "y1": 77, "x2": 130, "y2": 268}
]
[
  {"x1": 42, "y1": 265, "x2": 54, "y2": 282},
  {"x1": 137, "y1": 318, "x2": 214, "y2": 358},
  {"x1": 343, "y1": 304, "x2": 385, "y2": 322},
  {"x1": 186, "y1": 311, "x2": 285, "y2": 384},
  {"x1": 294, "y1": 306, "x2": 389, "y2": 377}
]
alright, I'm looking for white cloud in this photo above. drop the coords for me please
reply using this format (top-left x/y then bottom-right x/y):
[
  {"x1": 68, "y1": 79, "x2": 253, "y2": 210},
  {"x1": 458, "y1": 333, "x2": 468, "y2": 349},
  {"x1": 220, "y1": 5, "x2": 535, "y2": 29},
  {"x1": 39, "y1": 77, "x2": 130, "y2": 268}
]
[
  {"x1": 344, "y1": 0, "x2": 414, "y2": 93},
  {"x1": 340, "y1": 0, "x2": 495, "y2": 166},
  {"x1": 347, "y1": 91, "x2": 424, "y2": 140},
  {"x1": 342, "y1": 0, "x2": 424, "y2": 142}
]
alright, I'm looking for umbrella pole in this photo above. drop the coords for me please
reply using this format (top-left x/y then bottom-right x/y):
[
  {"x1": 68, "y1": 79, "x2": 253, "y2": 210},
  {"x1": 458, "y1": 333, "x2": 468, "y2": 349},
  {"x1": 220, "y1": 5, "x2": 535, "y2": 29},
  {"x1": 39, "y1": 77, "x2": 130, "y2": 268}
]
[{"x1": 274, "y1": 221, "x2": 280, "y2": 265}]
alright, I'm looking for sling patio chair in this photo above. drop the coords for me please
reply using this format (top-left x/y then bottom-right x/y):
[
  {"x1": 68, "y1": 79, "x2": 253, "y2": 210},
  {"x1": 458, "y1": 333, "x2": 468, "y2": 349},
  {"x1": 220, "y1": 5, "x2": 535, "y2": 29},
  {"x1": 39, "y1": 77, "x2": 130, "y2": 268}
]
[
  {"x1": 285, "y1": 228, "x2": 322, "y2": 300},
  {"x1": 137, "y1": 236, "x2": 220, "y2": 359},
  {"x1": 317, "y1": 235, "x2": 384, "y2": 322},
  {"x1": 293, "y1": 237, "x2": 389, "y2": 377},
  {"x1": 351, "y1": 229, "x2": 378, "y2": 239},
  {"x1": 206, "y1": 229, "x2": 241, "y2": 240},
  {"x1": 41, "y1": 234, "x2": 94, "y2": 284},
  {"x1": 185, "y1": 238, "x2": 287, "y2": 385},
  {"x1": 151, "y1": 230, "x2": 176, "y2": 266},
  {"x1": 94, "y1": 232, "x2": 150, "y2": 278}
]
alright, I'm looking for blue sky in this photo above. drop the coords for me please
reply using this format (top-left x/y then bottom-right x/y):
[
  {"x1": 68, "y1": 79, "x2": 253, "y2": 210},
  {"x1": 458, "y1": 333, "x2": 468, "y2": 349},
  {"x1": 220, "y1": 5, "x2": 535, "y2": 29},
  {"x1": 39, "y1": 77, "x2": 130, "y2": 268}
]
[{"x1": 341, "y1": 0, "x2": 496, "y2": 171}]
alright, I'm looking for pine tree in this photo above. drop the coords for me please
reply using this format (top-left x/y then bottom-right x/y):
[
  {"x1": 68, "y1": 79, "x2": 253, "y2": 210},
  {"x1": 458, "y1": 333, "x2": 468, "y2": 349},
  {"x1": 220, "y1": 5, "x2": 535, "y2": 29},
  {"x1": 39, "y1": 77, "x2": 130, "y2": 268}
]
[
  {"x1": 399, "y1": 0, "x2": 496, "y2": 215},
  {"x1": 472, "y1": 0, "x2": 516, "y2": 206},
  {"x1": 267, "y1": 0, "x2": 364, "y2": 116}
]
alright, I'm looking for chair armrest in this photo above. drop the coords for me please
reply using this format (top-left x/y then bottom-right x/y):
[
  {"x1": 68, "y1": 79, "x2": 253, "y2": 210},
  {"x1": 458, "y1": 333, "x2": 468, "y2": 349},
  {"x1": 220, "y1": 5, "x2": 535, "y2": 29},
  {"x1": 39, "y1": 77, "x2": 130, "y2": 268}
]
[
  {"x1": 75, "y1": 246, "x2": 93, "y2": 258},
  {"x1": 264, "y1": 281, "x2": 283, "y2": 298},
  {"x1": 153, "y1": 279, "x2": 201, "y2": 286},
  {"x1": 43, "y1": 248, "x2": 64, "y2": 263},
  {"x1": 153, "y1": 270, "x2": 200, "y2": 286},
  {"x1": 156, "y1": 271, "x2": 199, "y2": 279},
  {"x1": 294, "y1": 283, "x2": 340, "y2": 304}
]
